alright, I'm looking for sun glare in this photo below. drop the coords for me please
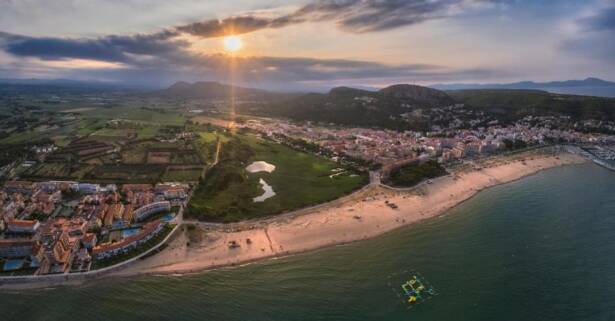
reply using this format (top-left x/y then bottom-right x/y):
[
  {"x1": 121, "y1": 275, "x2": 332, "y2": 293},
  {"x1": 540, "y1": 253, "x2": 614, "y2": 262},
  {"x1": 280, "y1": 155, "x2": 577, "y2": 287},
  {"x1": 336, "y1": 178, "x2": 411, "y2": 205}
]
[{"x1": 223, "y1": 36, "x2": 242, "y2": 53}]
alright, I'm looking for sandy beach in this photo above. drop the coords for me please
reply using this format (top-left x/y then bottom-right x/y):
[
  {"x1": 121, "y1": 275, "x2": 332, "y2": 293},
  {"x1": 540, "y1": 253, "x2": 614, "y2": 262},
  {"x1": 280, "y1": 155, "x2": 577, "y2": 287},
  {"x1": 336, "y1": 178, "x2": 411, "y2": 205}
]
[{"x1": 114, "y1": 149, "x2": 586, "y2": 277}]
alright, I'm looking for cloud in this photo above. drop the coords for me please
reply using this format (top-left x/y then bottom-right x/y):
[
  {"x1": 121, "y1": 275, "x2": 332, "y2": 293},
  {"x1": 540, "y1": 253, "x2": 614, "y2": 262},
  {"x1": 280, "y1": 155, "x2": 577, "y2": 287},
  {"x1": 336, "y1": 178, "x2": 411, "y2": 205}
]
[
  {"x1": 177, "y1": 0, "x2": 496, "y2": 38},
  {"x1": 294, "y1": 0, "x2": 453, "y2": 33},
  {"x1": 0, "y1": 30, "x2": 184, "y2": 64},
  {"x1": 578, "y1": 6, "x2": 615, "y2": 32},
  {"x1": 561, "y1": 6, "x2": 615, "y2": 64},
  {"x1": 0, "y1": 32, "x2": 504, "y2": 88},
  {"x1": 176, "y1": 16, "x2": 287, "y2": 38},
  {"x1": 0, "y1": 0, "x2": 509, "y2": 89}
]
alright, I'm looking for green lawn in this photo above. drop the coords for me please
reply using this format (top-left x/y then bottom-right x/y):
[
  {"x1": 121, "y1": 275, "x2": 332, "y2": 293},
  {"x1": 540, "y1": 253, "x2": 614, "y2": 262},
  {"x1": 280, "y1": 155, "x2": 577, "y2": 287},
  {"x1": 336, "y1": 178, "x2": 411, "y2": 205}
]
[
  {"x1": 187, "y1": 133, "x2": 368, "y2": 222},
  {"x1": 199, "y1": 131, "x2": 230, "y2": 144}
]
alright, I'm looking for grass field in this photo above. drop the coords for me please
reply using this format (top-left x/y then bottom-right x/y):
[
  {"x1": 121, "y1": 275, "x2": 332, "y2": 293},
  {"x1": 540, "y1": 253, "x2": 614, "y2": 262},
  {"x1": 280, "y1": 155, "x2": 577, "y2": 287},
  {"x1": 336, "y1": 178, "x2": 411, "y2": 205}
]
[
  {"x1": 198, "y1": 131, "x2": 231, "y2": 145},
  {"x1": 187, "y1": 133, "x2": 368, "y2": 222}
]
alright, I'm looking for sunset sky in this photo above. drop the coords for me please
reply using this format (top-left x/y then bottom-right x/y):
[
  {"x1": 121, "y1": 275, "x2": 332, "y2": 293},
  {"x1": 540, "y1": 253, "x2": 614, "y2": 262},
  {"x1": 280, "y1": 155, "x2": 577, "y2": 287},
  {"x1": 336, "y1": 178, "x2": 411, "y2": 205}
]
[{"x1": 0, "y1": 0, "x2": 613, "y2": 90}]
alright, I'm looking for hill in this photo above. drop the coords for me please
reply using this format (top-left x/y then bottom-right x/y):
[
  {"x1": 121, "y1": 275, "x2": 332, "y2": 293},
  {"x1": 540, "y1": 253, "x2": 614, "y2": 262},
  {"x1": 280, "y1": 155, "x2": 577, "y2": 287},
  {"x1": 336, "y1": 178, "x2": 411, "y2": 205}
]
[
  {"x1": 448, "y1": 89, "x2": 615, "y2": 121},
  {"x1": 239, "y1": 84, "x2": 456, "y2": 130}
]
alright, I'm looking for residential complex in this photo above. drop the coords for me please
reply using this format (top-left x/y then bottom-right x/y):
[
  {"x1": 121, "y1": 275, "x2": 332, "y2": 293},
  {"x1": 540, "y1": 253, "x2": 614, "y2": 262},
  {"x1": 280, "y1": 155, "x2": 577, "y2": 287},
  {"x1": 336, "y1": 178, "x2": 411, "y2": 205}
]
[{"x1": 0, "y1": 181, "x2": 189, "y2": 275}]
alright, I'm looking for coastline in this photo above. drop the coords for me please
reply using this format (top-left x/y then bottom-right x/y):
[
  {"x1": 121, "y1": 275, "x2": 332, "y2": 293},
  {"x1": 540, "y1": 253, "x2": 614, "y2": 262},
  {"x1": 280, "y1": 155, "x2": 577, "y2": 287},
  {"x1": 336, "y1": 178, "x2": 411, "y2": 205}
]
[
  {"x1": 0, "y1": 148, "x2": 587, "y2": 290},
  {"x1": 111, "y1": 149, "x2": 586, "y2": 278}
]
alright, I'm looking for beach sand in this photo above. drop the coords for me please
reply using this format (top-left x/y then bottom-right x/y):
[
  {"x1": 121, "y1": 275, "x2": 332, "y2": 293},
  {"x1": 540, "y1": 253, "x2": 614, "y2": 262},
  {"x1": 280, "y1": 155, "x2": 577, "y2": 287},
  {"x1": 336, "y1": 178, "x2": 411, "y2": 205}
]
[{"x1": 115, "y1": 150, "x2": 586, "y2": 277}]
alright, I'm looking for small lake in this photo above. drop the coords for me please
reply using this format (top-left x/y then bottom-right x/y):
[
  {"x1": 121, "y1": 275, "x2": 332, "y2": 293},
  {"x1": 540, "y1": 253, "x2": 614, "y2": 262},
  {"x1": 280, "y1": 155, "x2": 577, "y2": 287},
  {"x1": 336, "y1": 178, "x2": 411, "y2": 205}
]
[
  {"x1": 253, "y1": 178, "x2": 276, "y2": 202},
  {"x1": 246, "y1": 161, "x2": 276, "y2": 173}
]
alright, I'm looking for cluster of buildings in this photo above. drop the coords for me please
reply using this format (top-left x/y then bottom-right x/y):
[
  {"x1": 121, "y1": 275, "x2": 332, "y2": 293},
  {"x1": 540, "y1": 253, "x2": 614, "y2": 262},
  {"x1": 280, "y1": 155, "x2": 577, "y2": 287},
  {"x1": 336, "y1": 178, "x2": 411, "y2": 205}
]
[
  {"x1": 0, "y1": 180, "x2": 189, "y2": 275},
  {"x1": 238, "y1": 116, "x2": 615, "y2": 167}
]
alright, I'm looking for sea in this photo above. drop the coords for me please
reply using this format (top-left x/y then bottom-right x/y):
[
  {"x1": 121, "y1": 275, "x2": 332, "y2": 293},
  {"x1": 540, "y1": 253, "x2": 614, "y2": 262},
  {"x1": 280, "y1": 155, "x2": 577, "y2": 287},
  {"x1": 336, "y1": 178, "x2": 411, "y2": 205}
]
[{"x1": 2, "y1": 162, "x2": 615, "y2": 321}]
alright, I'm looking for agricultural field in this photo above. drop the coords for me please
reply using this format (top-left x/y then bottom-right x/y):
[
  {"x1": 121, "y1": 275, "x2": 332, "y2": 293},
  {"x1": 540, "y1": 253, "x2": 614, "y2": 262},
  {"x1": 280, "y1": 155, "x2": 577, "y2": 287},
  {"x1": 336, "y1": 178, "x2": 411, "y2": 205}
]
[
  {"x1": 21, "y1": 163, "x2": 95, "y2": 180},
  {"x1": 187, "y1": 132, "x2": 368, "y2": 222},
  {"x1": 162, "y1": 166, "x2": 204, "y2": 182},
  {"x1": 6, "y1": 100, "x2": 219, "y2": 183},
  {"x1": 83, "y1": 164, "x2": 166, "y2": 183},
  {"x1": 82, "y1": 106, "x2": 186, "y2": 126}
]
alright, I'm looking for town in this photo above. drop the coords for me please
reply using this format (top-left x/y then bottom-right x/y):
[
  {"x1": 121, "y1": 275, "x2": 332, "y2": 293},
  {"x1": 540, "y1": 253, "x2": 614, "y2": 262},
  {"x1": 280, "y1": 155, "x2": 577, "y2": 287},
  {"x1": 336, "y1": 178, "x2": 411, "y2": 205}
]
[
  {"x1": 2, "y1": 88, "x2": 615, "y2": 276},
  {"x1": 0, "y1": 180, "x2": 188, "y2": 275},
  {"x1": 221, "y1": 113, "x2": 615, "y2": 168},
  {"x1": 2, "y1": 106, "x2": 615, "y2": 276}
]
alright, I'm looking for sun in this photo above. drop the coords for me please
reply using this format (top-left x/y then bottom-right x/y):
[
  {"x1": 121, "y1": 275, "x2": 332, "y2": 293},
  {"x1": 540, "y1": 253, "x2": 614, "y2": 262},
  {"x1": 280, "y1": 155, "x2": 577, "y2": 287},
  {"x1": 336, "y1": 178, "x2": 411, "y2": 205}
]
[{"x1": 223, "y1": 35, "x2": 242, "y2": 53}]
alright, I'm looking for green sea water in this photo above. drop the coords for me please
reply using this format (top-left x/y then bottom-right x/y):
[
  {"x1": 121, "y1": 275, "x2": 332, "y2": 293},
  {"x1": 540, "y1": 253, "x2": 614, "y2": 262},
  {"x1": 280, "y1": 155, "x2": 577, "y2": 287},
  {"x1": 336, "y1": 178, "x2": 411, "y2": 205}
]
[{"x1": 2, "y1": 163, "x2": 615, "y2": 321}]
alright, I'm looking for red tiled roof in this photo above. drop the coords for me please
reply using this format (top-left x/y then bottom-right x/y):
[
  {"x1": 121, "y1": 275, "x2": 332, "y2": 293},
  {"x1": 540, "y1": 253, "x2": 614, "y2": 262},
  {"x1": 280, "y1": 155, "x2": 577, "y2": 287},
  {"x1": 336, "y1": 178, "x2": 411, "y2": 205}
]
[
  {"x1": 0, "y1": 239, "x2": 34, "y2": 247},
  {"x1": 8, "y1": 219, "x2": 38, "y2": 228}
]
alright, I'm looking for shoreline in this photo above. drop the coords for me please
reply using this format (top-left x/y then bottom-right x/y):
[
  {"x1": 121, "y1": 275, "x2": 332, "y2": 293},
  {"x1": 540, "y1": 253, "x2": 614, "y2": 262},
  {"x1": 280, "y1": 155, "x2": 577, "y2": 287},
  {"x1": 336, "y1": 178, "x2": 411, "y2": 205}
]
[
  {"x1": 112, "y1": 149, "x2": 586, "y2": 278},
  {"x1": 0, "y1": 148, "x2": 587, "y2": 290}
]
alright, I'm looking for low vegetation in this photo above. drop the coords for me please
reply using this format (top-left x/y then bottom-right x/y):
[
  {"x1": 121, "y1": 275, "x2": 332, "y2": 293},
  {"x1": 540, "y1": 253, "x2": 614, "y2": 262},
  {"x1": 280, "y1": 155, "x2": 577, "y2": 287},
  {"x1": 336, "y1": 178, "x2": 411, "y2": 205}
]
[
  {"x1": 186, "y1": 133, "x2": 368, "y2": 222},
  {"x1": 387, "y1": 160, "x2": 448, "y2": 188}
]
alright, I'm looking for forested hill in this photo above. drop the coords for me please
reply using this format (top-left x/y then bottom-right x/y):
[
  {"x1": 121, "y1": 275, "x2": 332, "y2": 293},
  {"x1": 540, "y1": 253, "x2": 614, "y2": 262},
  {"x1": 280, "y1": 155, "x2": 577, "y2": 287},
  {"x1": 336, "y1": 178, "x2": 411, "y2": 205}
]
[
  {"x1": 152, "y1": 81, "x2": 615, "y2": 130},
  {"x1": 447, "y1": 89, "x2": 615, "y2": 122},
  {"x1": 239, "y1": 84, "x2": 456, "y2": 130}
]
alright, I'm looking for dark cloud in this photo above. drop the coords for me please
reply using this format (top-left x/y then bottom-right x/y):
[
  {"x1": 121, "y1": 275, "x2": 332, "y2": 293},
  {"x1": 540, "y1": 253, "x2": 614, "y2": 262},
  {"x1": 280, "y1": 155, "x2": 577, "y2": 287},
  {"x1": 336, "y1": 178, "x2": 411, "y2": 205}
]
[
  {"x1": 295, "y1": 0, "x2": 454, "y2": 33},
  {"x1": 176, "y1": 16, "x2": 274, "y2": 38},
  {"x1": 177, "y1": 0, "x2": 490, "y2": 38},
  {"x1": 578, "y1": 6, "x2": 615, "y2": 32},
  {"x1": 0, "y1": 30, "x2": 185, "y2": 64},
  {"x1": 561, "y1": 7, "x2": 615, "y2": 65}
]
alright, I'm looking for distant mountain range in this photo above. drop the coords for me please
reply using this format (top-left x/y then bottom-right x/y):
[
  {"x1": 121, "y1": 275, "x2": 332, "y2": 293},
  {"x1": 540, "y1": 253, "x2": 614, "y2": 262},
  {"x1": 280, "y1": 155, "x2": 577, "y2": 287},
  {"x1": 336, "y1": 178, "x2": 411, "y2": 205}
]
[
  {"x1": 156, "y1": 81, "x2": 298, "y2": 101},
  {"x1": 430, "y1": 78, "x2": 615, "y2": 98}
]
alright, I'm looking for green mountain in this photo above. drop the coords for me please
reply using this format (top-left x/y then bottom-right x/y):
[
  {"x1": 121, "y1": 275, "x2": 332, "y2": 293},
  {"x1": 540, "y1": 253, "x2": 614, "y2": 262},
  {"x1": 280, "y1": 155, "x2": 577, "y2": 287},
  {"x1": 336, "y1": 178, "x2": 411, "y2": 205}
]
[
  {"x1": 448, "y1": 89, "x2": 615, "y2": 122},
  {"x1": 240, "y1": 84, "x2": 456, "y2": 130}
]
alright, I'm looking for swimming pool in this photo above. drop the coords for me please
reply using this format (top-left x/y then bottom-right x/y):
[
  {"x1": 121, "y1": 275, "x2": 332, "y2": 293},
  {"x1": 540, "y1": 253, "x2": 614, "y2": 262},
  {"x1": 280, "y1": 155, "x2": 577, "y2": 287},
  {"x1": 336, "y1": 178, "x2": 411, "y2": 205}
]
[
  {"x1": 3, "y1": 259, "x2": 24, "y2": 271},
  {"x1": 121, "y1": 228, "x2": 141, "y2": 238},
  {"x1": 162, "y1": 213, "x2": 174, "y2": 222}
]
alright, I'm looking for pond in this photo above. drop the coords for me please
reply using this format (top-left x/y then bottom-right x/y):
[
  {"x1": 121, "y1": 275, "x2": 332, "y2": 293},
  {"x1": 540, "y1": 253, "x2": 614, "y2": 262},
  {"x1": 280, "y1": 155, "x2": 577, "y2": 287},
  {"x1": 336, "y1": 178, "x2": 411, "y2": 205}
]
[
  {"x1": 253, "y1": 178, "x2": 276, "y2": 202},
  {"x1": 246, "y1": 161, "x2": 276, "y2": 173}
]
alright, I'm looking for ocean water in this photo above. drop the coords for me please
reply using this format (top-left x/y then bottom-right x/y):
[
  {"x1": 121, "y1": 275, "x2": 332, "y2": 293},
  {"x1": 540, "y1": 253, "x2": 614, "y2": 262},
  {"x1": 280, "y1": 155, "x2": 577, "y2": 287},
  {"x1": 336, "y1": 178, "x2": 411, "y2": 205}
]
[{"x1": 2, "y1": 163, "x2": 615, "y2": 321}]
